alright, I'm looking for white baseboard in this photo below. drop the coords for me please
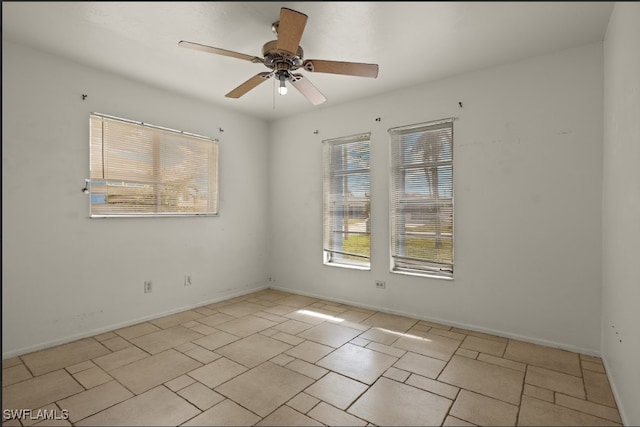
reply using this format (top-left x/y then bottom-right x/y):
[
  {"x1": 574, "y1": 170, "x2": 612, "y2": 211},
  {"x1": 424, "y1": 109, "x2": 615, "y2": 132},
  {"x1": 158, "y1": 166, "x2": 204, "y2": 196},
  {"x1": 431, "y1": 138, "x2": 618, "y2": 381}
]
[
  {"x1": 269, "y1": 285, "x2": 601, "y2": 357},
  {"x1": 601, "y1": 355, "x2": 628, "y2": 426},
  {"x1": 3, "y1": 282, "x2": 600, "y2": 360},
  {"x1": 5, "y1": 283, "x2": 623, "y2": 421},
  {"x1": 2, "y1": 284, "x2": 268, "y2": 359},
  {"x1": 4, "y1": 283, "x2": 625, "y2": 423}
]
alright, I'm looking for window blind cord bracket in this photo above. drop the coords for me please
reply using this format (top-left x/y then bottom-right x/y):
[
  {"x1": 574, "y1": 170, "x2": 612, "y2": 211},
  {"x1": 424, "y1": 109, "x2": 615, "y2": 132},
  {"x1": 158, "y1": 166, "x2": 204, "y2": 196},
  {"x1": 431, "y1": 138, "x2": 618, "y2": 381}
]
[{"x1": 81, "y1": 179, "x2": 90, "y2": 194}]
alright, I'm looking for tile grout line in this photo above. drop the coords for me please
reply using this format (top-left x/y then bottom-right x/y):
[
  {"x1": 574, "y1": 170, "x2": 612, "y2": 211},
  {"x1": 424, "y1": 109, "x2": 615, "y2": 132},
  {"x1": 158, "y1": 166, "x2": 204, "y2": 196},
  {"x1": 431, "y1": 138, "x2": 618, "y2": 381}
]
[{"x1": 4, "y1": 290, "x2": 623, "y2": 427}]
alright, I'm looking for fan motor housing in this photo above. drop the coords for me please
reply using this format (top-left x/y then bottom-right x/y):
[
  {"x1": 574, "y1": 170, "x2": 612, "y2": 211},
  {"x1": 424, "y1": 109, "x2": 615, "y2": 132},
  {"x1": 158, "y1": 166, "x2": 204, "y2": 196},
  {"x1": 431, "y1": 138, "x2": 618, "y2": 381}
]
[{"x1": 262, "y1": 40, "x2": 304, "y2": 70}]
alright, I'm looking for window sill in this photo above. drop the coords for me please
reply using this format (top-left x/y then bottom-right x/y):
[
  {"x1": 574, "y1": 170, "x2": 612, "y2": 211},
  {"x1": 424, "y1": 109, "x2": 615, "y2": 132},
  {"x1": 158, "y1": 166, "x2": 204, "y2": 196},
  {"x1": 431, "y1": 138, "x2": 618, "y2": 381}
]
[
  {"x1": 90, "y1": 213, "x2": 219, "y2": 218},
  {"x1": 324, "y1": 261, "x2": 371, "y2": 271},
  {"x1": 391, "y1": 268, "x2": 453, "y2": 281}
]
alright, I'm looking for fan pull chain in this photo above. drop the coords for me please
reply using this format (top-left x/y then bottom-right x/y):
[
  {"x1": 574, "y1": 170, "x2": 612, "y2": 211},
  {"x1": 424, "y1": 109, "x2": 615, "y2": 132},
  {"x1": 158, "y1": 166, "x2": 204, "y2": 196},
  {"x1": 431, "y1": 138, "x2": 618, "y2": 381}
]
[{"x1": 273, "y1": 77, "x2": 276, "y2": 110}]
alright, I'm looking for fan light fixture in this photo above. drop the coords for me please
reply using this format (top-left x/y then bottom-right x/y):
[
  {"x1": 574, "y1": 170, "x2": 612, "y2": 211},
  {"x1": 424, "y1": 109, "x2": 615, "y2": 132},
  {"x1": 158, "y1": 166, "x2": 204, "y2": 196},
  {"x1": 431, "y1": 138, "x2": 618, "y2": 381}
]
[
  {"x1": 278, "y1": 75, "x2": 288, "y2": 95},
  {"x1": 179, "y1": 7, "x2": 379, "y2": 106}
]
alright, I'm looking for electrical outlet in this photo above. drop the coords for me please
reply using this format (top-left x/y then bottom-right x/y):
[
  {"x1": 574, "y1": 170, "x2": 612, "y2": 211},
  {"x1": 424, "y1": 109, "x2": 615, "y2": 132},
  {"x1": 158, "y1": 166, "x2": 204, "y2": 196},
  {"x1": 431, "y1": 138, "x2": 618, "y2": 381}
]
[
  {"x1": 184, "y1": 274, "x2": 192, "y2": 286},
  {"x1": 375, "y1": 280, "x2": 386, "y2": 289},
  {"x1": 144, "y1": 281, "x2": 153, "y2": 293}
]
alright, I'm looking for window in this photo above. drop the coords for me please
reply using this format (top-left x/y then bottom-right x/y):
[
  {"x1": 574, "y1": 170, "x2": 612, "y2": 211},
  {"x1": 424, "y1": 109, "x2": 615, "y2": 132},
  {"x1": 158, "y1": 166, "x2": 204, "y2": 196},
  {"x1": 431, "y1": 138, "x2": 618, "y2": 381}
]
[
  {"x1": 323, "y1": 133, "x2": 371, "y2": 269},
  {"x1": 389, "y1": 119, "x2": 453, "y2": 278},
  {"x1": 89, "y1": 113, "x2": 219, "y2": 217}
]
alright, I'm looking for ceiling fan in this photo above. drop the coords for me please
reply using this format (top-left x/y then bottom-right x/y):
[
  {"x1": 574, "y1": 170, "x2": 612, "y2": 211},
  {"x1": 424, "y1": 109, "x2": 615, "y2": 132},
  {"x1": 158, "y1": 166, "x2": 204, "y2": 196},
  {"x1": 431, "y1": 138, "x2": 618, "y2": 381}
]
[{"x1": 179, "y1": 7, "x2": 379, "y2": 105}]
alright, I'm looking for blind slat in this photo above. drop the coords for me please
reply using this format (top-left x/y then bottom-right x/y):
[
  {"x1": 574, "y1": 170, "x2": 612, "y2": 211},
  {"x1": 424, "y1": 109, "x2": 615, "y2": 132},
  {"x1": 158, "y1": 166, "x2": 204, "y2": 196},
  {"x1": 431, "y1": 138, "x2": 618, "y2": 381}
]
[
  {"x1": 90, "y1": 114, "x2": 219, "y2": 216},
  {"x1": 323, "y1": 133, "x2": 371, "y2": 268},
  {"x1": 390, "y1": 120, "x2": 453, "y2": 277}
]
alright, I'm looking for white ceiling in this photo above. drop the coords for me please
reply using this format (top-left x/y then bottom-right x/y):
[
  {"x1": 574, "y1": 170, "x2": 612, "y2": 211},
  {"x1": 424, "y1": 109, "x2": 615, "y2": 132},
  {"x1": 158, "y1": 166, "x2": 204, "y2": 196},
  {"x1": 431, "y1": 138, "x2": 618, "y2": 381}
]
[{"x1": 2, "y1": 2, "x2": 613, "y2": 121}]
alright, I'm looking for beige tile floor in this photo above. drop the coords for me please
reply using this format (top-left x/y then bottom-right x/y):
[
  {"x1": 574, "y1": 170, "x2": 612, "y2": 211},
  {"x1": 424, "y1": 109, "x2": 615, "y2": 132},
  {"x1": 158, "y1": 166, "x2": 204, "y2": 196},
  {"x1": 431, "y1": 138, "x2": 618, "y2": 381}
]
[{"x1": 2, "y1": 289, "x2": 622, "y2": 426}]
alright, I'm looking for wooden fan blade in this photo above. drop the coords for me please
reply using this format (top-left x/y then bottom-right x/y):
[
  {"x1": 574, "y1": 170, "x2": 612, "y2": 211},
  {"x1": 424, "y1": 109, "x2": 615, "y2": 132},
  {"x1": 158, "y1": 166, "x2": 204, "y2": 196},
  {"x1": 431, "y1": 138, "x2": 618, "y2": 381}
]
[
  {"x1": 276, "y1": 8, "x2": 308, "y2": 55},
  {"x1": 290, "y1": 74, "x2": 327, "y2": 105},
  {"x1": 179, "y1": 41, "x2": 263, "y2": 63},
  {"x1": 303, "y1": 59, "x2": 379, "y2": 78},
  {"x1": 226, "y1": 72, "x2": 273, "y2": 98}
]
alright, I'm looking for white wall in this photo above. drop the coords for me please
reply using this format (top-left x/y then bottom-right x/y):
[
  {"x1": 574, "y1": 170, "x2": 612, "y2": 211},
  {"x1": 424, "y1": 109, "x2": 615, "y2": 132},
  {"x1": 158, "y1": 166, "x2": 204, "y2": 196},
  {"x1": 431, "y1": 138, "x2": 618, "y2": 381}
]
[
  {"x1": 269, "y1": 43, "x2": 604, "y2": 354},
  {"x1": 5, "y1": 21, "x2": 635, "y2": 417},
  {"x1": 602, "y1": 3, "x2": 640, "y2": 425},
  {"x1": 2, "y1": 41, "x2": 270, "y2": 357}
]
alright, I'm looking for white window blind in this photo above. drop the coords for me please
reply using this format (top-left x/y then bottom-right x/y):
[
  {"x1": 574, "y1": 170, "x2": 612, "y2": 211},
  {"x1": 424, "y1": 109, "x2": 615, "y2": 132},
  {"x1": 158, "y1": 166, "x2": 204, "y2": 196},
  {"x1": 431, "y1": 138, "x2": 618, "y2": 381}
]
[
  {"x1": 389, "y1": 119, "x2": 453, "y2": 278},
  {"x1": 89, "y1": 113, "x2": 219, "y2": 217},
  {"x1": 323, "y1": 133, "x2": 371, "y2": 269}
]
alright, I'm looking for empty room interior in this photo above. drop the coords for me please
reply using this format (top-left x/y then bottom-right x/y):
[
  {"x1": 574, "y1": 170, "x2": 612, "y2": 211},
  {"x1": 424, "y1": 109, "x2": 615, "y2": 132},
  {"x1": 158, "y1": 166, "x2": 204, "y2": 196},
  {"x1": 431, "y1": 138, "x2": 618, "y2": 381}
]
[{"x1": 2, "y1": 2, "x2": 639, "y2": 426}]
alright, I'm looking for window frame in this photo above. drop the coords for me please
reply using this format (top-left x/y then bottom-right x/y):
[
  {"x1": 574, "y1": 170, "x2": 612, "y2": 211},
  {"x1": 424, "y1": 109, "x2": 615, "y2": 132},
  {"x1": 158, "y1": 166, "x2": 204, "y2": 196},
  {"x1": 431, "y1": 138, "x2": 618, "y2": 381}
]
[
  {"x1": 322, "y1": 132, "x2": 372, "y2": 270},
  {"x1": 89, "y1": 113, "x2": 219, "y2": 218},
  {"x1": 389, "y1": 118, "x2": 454, "y2": 279}
]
